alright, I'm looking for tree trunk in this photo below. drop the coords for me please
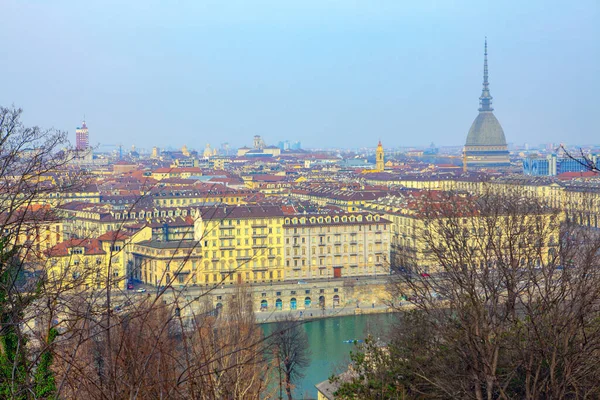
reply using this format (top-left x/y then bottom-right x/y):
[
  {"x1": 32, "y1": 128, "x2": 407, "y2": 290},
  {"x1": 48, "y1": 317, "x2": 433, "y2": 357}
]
[{"x1": 285, "y1": 371, "x2": 293, "y2": 400}]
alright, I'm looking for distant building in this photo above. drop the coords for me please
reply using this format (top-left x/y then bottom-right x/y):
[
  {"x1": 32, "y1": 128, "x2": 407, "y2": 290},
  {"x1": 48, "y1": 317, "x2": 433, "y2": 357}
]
[
  {"x1": 375, "y1": 141, "x2": 384, "y2": 172},
  {"x1": 253, "y1": 135, "x2": 265, "y2": 150},
  {"x1": 463, "y1": 40, "x2": 510, "y2": 168},
  {"x1": 277, "y1": 140, "x2": 302, "y2": 151},
  {"x1": 423, "y1": 142, "x2": 439, "y2": 155},
  {"x1": 203, "y1": 143, "x2": 214, "y2": 158},
  {"x1": 277, "y1": 141, "x2": 290, "y2": 151},
  {"x1": 75, "y1": 120, "x2": 89, "y2": 150},
  {"x1": 220, "y1": 142, "x2": 230, "y2": 155},
  {"x1": 237, "y1": 136, "x2": 280, "y2": 157},
  {"x1": 237, "y1": 146, "x2": 252, "y2": 157},
  {"x1": 523, "y1": 154, "x2": 597, "y2": 176},
  {"x1": 181, "y1": 145, "x2": 190, "y2": 157}
]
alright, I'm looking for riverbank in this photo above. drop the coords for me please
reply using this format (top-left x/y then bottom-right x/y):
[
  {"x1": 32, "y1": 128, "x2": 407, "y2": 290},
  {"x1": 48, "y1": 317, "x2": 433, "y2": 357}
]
[
  {"x1": 262, "y1": 312, "x2": 396, "y2": 398},
  {"x1": 256, "y1": 301, "x2": 407, "y2": 324}
]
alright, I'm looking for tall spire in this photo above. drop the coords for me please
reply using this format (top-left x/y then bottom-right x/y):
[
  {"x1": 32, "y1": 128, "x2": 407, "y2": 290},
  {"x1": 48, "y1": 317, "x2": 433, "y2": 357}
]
[{"x1": 478, "y1": 37, "x2": 493, "y2": 112}]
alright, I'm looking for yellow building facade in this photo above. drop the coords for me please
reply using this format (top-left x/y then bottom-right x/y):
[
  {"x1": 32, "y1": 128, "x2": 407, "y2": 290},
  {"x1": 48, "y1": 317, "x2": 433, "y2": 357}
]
[
  {"x1": 283, "y1": 212, "x2": 391, "y2": 280},
  {"x1": 47, "y1": 226, "x2": 152, "y2": 290},
  {"x1": 191, "y1": 204, "x2": 286, "y2": 284}
]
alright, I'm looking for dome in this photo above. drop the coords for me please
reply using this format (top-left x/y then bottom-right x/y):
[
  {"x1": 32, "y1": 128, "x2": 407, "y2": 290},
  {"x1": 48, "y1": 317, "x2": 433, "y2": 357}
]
[{"x1": 465, "y1": 111, "x2": 507, "y2": 147}]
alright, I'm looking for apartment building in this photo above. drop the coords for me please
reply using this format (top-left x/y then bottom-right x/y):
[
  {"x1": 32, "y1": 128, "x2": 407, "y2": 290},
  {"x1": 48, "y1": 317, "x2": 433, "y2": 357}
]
[{"x1": 283, "y1": 212, "x2": 391, "y2": 280}]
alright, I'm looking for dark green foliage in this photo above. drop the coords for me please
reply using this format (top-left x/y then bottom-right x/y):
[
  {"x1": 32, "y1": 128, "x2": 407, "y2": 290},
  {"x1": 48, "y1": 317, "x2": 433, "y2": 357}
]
[
  {"x1": 34, "y1": 327, "x2": 58, "y2": 399},
  {"x1": 0, "y1": 237, "x2": 58, "y2": 399},
  {"x1": 332, "y1": 337, "x2": 411, "y2": 400},
  {"x1": 0, "y1": 238, "x2": 29, "y2": 400}
]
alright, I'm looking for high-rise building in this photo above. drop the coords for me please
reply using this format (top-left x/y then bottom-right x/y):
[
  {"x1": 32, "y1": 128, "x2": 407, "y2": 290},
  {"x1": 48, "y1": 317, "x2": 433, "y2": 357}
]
[
  {"x1": 76, "y1": 120, "x2": 89, "y2": 150},
  {"x1": 463, "y1": 40, "x2": 510, "y2": 168},
  {"x1": 376, "y1": 141, "x2": 384, "y2": 172}
]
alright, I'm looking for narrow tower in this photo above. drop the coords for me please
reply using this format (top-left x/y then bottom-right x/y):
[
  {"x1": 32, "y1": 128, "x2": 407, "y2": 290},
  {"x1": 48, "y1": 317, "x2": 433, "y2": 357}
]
[
  {"x1": 463, "y1": 39, "x2": 510, "y2": 168},
  {"x1": 75, "y1": 120, "x2": 89, "y2": 150},
  {"x1": 376, "y1": 141, "x2": 385, "y2": 172}
]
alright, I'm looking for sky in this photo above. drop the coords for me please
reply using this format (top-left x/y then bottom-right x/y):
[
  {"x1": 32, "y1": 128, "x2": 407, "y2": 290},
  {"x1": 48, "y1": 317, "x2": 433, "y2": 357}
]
[{"x1": 1, "y1": 0, "x2": 598, "y2": 150}]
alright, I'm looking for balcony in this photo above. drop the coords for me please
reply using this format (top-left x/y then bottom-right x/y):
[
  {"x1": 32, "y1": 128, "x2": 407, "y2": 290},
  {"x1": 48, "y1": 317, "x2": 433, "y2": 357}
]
[
  {"x1": 220, "y1": 226, "x2": 235, "y2": 230},
  {"x1": 220, "y1": 234, "x2": 235, "y2": 240},
  {"x1": 251, "y1": 223, "x2": 268, "y2": 228},
  {"x1": 219, "y1": 268, "x2": 236, "y2": 274},
  {"x1": 252, "y1": 233, "x2": 268, "y2": 238},
  {"x1": 174, "y1": 269, "x2": 191, "y2": 274}
]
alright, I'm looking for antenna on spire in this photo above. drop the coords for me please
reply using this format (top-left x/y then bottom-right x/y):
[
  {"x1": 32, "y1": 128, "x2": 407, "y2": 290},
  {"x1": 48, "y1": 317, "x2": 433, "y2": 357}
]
[
  {"x1": 483, "y1": 37, "x2": 488, "y2": 86},
  {"x1": 479, "y1": 37, "x2": 493, "y2": 112}
]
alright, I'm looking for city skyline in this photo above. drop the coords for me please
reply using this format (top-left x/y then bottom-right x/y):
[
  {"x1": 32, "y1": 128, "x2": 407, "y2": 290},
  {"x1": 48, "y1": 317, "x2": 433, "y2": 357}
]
[
  {"x1": 3, "y1": 3, "x2": 600, "y2": 398},
  {"x1": 2, "y1": 1, "x2": 598, "y2": 149}
]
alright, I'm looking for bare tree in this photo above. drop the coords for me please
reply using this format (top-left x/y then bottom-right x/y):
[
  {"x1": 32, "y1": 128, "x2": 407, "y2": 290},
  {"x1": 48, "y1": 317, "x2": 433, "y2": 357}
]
[
  {"x1": 337, "y1": 188, "x2": 600, "y2": 399},
  {"x1": 0, "y1": 105, "x2": 86, "y2": 399},
  {"x1": 560, "y1": 144, "x2": 599, "y2": 173},
  {"x1": 52, "y1": 284, "x2": 272, "y2": 399},
  {"x1": 269, "y1": 315, "x2": 311, "y2": 400}
]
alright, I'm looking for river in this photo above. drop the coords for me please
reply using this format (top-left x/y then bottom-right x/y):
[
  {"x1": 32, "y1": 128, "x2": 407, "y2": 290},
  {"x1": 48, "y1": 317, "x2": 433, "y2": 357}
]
[{"x1": 261, "y1": 313, "x2": 396, "y2": 399}]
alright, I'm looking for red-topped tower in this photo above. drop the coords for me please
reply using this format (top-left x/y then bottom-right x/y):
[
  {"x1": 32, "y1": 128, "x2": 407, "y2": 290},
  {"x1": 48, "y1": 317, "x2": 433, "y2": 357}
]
[{"x1": 76, "y1": 120, "x2": 89, "y2": 150}]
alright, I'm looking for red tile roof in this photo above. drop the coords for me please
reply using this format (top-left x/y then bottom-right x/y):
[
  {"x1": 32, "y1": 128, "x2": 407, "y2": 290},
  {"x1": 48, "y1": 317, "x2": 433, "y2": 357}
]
[{"x1": 47, "y1": 239, "x2": 106, "y2": 257}]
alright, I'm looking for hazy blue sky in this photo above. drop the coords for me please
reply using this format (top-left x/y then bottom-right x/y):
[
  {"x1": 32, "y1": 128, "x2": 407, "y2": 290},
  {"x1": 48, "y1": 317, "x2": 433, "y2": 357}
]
[{"x1": 1, "y1": 0, "x2": 598, "y2": 150}]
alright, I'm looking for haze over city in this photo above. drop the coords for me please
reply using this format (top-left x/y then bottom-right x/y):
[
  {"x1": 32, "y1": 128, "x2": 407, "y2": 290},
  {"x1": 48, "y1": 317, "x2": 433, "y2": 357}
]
[
  {"x1": 5, "y1": 1, "x2": 600, "y2": 399},
  {"x1": 2, "y1": 0, "x2": 598, "y2": 149}
]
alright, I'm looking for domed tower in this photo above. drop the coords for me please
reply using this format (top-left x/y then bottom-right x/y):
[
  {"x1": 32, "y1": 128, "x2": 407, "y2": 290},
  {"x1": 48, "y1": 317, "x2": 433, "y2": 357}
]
[
  {"x1": 376, "y1": 141, "x2": 384, "y2": 172},
  {"x1": 463, "y1": 39, "x2": 510, "y2": 169},
  {"x1": 181, "y1": 144, "x2": 190, "y2": 157}
]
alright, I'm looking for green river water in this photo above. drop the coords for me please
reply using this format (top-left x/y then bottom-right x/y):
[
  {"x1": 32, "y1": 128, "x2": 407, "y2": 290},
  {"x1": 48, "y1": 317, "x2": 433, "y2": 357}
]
[{"x1": 261, "y1": 313, "x2": 396, "y2": 399}]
